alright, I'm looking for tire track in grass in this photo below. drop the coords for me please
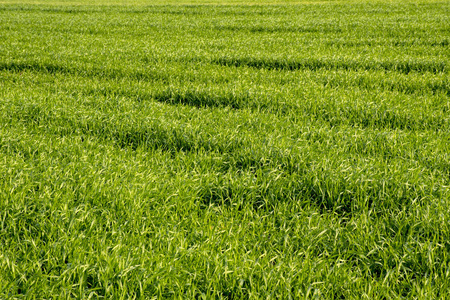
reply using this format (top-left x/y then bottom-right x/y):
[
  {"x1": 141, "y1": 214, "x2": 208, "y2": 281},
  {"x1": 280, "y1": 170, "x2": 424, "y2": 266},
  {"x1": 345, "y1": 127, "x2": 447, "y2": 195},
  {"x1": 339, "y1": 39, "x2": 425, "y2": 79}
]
[
  {"x1": 2, "y1": 69, "x2": 449, "y2": 138},
  {"x1": 165, "y1": 57, "x2": 450, "y2": 96},
  {"x1": 211, "y1": 57, "x2": 447, "y2": 74},
  {"x1": 3, "y1": 61, "x2": 448, "y2": 128},
  {"x1": 213, "y1": 24, "x2": 342, "y2": 34},
  {"x1": 68, "y1": 84, "x2": 263, "y2": 111},
  {"x1": 324, "y1": 38, "x2": 450, "y2": 48},
  {"x1": 0, "y1": 5, "x2": 101, "y2": 13},
  {"x1": 307, "y1": 99, "x2": 449, "y2": 131},
  {"x1": 70, "y1": 83, "x2": 449, "y2": 132},
  {"x1": 0, "y1": 4, "x2": 292, "y2": 16},
  {"x1": 151, "y1": 91, "x2": 450, "y2": 132},
  {"x1": 150, "y1": 88, "x2": 248, "y2": 109},
  {"x1": 5, "y1": 59, "x2": 448, "y2": 99},
  {"x1": 1, "y1": 99, "x2": 245, "y2": 155},
  {"x1": 319, "y1": 72, "x2": 450, "y2": 97},
  {"x1": 0, "y1": 61, "x2": 167, "y2": 82}
]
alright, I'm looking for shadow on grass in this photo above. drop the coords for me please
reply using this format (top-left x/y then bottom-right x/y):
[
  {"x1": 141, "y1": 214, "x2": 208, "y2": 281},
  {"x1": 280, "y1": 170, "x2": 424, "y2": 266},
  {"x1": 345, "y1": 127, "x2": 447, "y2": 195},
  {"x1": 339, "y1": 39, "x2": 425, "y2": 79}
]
[
  {"x1": 0, "y1": 61, "x2": 164, "y2": 82},
  {"x1": 211, "y1": 57, "x2": 447, "y2": 74},
  {"x1": 214, "y1": 24, "x2": 342, "y2": 34}
]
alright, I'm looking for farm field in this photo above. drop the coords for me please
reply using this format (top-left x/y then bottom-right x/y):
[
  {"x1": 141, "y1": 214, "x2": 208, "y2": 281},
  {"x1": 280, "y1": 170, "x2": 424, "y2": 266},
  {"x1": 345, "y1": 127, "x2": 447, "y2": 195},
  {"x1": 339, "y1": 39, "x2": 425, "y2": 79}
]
[{"x1": 0, "y1": 0, "x2": 449, "y2": 298}]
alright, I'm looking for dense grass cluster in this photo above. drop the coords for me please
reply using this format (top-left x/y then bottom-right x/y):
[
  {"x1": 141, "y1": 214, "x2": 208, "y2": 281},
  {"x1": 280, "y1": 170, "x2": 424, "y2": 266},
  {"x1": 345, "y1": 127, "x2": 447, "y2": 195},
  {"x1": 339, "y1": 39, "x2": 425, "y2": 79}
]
[{"x1": 1, "y1": 0, "x2": 449, "y2": 298}]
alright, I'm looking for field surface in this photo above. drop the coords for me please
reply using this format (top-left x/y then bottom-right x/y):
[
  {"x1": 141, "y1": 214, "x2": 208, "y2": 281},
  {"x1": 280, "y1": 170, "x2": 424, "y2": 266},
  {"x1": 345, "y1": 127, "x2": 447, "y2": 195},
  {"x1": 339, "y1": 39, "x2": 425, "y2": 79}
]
[{"x1": 1, "y1": 0, "x2": 449, "y2": 298}]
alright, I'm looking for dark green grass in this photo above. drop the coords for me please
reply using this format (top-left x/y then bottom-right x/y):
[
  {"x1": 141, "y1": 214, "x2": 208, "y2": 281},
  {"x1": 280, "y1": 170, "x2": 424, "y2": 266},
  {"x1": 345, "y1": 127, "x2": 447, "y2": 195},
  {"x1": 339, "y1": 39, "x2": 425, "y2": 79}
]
[{"x1": 1, "y1": 1, "x2": 450, "y2": 298}]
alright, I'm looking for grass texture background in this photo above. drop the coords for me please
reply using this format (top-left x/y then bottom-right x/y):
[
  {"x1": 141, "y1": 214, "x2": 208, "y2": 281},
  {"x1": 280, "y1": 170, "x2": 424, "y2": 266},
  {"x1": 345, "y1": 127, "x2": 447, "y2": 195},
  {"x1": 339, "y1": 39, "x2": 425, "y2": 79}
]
[{"x1": 0, "y1": 0, "x2": 449, "y2": 298}]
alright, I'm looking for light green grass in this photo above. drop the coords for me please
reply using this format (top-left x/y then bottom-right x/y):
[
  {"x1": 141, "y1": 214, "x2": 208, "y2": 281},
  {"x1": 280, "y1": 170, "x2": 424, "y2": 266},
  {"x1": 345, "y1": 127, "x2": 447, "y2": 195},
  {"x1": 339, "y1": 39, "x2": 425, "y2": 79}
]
[
  {"x1": 0, "y1": 0, "x2": 449, "y2": 298},
  {"x1": 0, "y1": 0, "x2": 343, "y2": 5},
  {"x1": 0, "y1": 0, "x2": 444, "y2": 4}
]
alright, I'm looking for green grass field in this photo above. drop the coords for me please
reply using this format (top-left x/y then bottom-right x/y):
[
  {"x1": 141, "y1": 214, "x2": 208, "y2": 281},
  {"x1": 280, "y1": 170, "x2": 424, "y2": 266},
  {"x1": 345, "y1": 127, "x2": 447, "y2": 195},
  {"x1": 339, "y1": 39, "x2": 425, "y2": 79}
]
[{"x1": 1, "y1": 0, "x2": 449, "y2": 298}]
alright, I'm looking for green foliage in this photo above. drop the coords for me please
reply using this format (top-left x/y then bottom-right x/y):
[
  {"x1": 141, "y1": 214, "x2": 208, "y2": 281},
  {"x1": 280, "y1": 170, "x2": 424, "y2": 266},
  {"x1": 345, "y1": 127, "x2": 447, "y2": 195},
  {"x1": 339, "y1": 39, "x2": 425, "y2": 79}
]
[{"x1": 0, "y1": 0, "x2": 449, "y2": 298}]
